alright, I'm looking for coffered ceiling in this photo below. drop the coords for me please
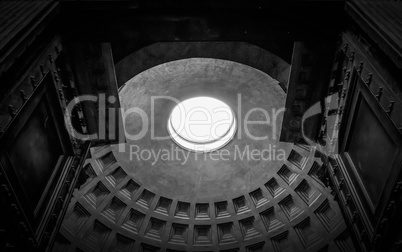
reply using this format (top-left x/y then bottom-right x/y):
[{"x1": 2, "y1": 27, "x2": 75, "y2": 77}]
[{"x1": 56, "y1": 58, "x2": 354, "y2": 252}]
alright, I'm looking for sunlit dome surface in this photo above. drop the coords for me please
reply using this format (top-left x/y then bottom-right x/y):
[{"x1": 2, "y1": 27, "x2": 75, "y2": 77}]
[{"x1": 168, "y1": 97, "x2": 236, "y2": 152}]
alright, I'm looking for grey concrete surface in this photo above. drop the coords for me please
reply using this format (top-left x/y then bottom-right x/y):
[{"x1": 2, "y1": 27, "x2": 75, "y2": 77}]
[{"x1": 114, "y1": 58, "x2": 293, "y2": 202}]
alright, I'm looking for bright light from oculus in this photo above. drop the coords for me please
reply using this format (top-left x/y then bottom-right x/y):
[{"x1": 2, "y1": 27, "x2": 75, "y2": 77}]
[{"x1": 168, "y1": 96, "x2": 236, "y2": 152}]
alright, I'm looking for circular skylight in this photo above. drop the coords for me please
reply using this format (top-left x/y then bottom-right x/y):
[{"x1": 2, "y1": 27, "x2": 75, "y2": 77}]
[{"x1": 168, "y1": 97, "x2": 236, "y2": 152}]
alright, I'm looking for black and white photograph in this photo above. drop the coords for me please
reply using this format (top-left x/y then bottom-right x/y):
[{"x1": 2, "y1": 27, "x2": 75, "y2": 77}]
[{"x1": 0, "y1": 0, "x2": 401, "y2": 251}]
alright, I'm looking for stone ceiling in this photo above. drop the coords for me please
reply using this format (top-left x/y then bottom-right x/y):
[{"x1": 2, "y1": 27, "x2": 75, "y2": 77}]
[
  {"x1": 55, "y1": 58, "x2": 355, "y2": 252},
  {"x1": 116, "y1": 58, "x2": 290, "y2": 201}
]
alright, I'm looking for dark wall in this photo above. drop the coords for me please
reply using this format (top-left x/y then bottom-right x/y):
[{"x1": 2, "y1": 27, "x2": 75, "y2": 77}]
[{"x1": 58, "y1": 0, "x2": 346, "y2": 65}]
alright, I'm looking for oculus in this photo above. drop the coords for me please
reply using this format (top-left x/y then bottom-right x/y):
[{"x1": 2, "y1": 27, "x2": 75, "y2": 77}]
[{"x1": 167, "y1": 97, "x2": 236, "y2": 152}]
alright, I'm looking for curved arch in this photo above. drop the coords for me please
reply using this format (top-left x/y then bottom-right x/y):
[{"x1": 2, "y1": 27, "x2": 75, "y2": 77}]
[{"x1": 115, "y1": 41, "x2": 290, "y2": 91}]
